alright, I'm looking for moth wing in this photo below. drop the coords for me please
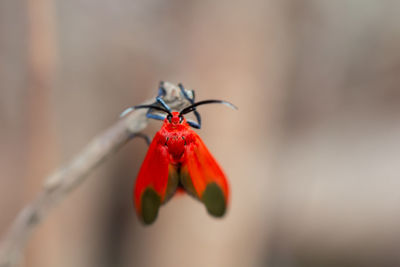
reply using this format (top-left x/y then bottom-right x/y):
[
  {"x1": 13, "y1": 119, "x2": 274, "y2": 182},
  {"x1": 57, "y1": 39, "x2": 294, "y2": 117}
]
[
  {"x1": 134, "y1": 134, "x2": 179, "y2": 224},
  {"x1": 180, "y1": 132, "x2": 229, "y2": 217}
]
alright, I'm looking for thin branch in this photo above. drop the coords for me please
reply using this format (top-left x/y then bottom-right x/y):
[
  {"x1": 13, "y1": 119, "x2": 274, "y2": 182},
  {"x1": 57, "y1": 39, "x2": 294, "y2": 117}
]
[{"x1": 0, "y1": 82, "x2": 193, "y2": 267}]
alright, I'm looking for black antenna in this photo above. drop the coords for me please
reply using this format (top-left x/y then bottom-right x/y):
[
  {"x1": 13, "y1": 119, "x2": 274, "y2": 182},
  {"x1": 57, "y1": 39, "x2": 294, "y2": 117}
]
[
  {"x1": 179, "y1": 100, "x2": 237, "y2": 116},
  {"x1": 120, "y1": 104, "x2": 173, "y2": 118},
  {"x1": 133, "y1": 104, "x2": 173, "y2": 117}
]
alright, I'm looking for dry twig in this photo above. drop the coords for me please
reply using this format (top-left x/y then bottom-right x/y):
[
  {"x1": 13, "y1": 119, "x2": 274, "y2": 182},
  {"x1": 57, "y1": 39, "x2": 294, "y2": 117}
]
[{"x1": 0, "y1": 82, "x2": 192, "y2": 267}]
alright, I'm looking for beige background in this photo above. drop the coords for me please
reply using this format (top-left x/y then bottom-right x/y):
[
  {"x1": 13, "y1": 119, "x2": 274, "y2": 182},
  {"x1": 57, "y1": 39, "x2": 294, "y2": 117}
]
[{"x1": 1, "y1": 1, "x2": 400, "y2": 266}]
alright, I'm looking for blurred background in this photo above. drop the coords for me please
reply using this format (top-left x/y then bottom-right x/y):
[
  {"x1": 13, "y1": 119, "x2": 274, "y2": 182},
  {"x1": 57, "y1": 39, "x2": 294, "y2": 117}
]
[{"x1": 1, "y1": 0, "x2": 400, "y2": 266}]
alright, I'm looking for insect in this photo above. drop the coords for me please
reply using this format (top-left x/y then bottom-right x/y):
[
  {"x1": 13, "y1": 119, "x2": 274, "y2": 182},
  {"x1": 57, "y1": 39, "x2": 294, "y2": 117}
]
[{"x1": 122, "y1": 83, "x2": 236, "y2": 224}]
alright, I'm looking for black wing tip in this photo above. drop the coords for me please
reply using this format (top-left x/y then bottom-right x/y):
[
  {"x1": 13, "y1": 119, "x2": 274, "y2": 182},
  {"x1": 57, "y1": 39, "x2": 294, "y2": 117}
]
[
  {"x1": 140, "y1": 188, "x2": 161, "y2": 225},
  {"x1": 202, "y1": 183, "x2": 227, "y2": 217}
]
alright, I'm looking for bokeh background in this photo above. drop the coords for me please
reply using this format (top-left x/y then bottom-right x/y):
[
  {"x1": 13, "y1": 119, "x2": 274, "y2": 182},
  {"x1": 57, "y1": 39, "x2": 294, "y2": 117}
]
[{"x1": 2, "y1": 0, "x2": 400, "y2": 266}]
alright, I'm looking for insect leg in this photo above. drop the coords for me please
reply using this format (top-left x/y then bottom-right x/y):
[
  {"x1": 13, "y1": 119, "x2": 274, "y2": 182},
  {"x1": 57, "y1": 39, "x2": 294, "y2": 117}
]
[
  {"x1": 186, "y1": 120, "x2": 201, "y2": 129},
  {"x1": 178, "y1": 83, "x2": 194, "y2": 103},
  {"x1": 121, "y1": 82, "x2": 170, "y2": 119},
  {"x1": 178, "y1": 83, "x2": 202, "y2": 129},
  {"x1": 156, "y1": 97, "x2": 172, "y2": 113},
  {"x1": 145, "y1": 82, "x2": 168, "y2": 120},
  {"x1": 146, "y1": 111, "x2": 166, "y2": 121},
  {"x1": 144, "y1": 81, "x2": 167, "y2": 120},
  {"x1": 129, "y1": 133, "x2": 151, "y2": 146},
  {"x1": 157, "y1": 81, "x2": 166, "y2": 98}
]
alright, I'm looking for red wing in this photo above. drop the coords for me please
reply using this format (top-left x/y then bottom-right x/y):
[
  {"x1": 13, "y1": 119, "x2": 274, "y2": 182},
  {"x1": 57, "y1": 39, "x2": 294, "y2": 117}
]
[
  {"x1": 134, "y1": 134, "x2": 179, "y2": 224},
  {"x1": 180, "y1": 132, "x2": 229, "y2": 217}
]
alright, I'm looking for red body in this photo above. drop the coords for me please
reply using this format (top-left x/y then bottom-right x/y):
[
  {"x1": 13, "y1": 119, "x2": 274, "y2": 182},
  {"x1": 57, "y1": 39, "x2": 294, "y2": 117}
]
[{"x1": 134, "y1": 112, "x2": 229, "y2": 224}]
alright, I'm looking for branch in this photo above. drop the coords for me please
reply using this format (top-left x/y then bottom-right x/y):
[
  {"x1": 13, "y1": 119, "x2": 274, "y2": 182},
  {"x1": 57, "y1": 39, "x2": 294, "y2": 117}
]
[{"x1": 0, "y1": 82, "x2": 192, "y2": 267}]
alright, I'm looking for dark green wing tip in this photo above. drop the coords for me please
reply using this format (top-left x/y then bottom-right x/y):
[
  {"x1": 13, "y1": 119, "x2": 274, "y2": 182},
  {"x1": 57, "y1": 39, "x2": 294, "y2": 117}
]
[
  {"x1": 202, "y1": 183, "x2": 227, "y2": 217},
  {"x1": 141, "y1": 188, "x2": 161, "y2": 225}
]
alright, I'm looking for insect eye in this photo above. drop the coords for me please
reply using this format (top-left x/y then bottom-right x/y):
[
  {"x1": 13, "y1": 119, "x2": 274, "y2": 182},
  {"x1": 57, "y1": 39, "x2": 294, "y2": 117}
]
[
  {"x1": 179, "y1": 116, "x2": 183, "y2": 123},
  {"x1": 167, "y1": 115, "x2": 172, "y2": 122}
]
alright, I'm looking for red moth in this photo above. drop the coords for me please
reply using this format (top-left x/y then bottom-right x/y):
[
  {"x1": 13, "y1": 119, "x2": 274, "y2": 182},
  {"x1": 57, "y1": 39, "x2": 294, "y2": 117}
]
[{"x1": 124, "y1": 92, "x2": 236, "y2": 224}]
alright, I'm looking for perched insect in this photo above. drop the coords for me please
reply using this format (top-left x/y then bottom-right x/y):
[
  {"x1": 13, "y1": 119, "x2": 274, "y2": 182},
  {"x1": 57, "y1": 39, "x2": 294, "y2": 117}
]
[{"x1": 122, "y1": 83, "x2": 236, "y2": 224}]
